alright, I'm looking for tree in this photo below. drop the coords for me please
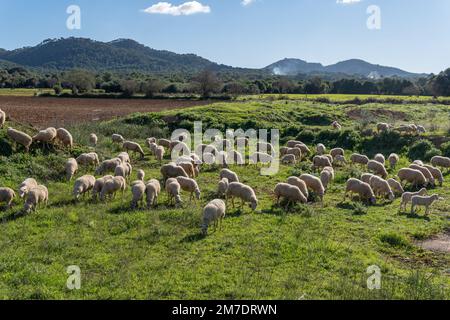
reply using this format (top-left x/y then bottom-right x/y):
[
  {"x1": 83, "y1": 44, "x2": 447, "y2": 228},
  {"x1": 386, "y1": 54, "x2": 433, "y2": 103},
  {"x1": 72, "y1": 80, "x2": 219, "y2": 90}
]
[
  {"x1": 193, "y1": 70, "x2": 222, "y2": 98},
  {"x1": 64, "y1": 69, "x2": 96, "y2": 94},
  {"x1": 142, "y1": 79, "x2": 164, "y2": 98},
  {"x1": 120, "y1": 79, "x2": 139, "y2": 97}
]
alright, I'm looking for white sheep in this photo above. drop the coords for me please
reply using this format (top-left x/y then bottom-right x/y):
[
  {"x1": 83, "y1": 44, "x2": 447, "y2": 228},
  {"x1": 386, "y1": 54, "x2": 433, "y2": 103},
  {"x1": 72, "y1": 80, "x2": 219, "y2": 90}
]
[
  {"x1": 131, "y1": 180, "x2": 146, "y2": 209},
  {"x1": 18, "y1": 178, "x2": 38, "y2": 199},
  {"x1": 312, "y1": 156, "x2": 332, "y2": 172},
  {"x1": 161, "y1": 163, "x2": 188, "y2": 181},
  {"x1": 115, "y1": 162, "x2": 132, "y2": 181},
  {"x1": 350, "y1": 153, "x2": 369, "y2": 166},
  {"x1": 387, "y1": 178, "x2": 404, "y2": 196},
  {"x1": 65, "y1": 158, "x2": 78, "y2": 181},
  {"x1": 93, "y1": 175, "x2": 114, "y2": 201},
  {"x1": 344, "y1": 178, "x2": 376, "y2": 205},
  {"x1": 256, "y1": 141, "x2": 275, "y2": 155},
  {"x1": 117, "y1": 152, "x2": 131, "y2": 164},
  {"x1": 76, "y1": 152, "x2": 99, "y2": 167},
  {"x1": 178, "y1": 162, "x2": 195, "y2": 178},
  {"x1": 155, "y1": 146, "x2": 165, "y2": 163},
  {"x1": 274, "y1": 183, "x2": 307, "y2": 208},
  {"x1": 0, "y1": 187, "x2": 16, "y2": 208},
  {"x1": 411, "y1": 194, "x2": 442, "y2": 215},
  {"x1": 123, "y1": 141, "x2": 145, "y2": 159},
  {"x1": 332, "y1": 121, "x2": 342, "y2": 131},
  {"x1": 286, "y1": 176, "x2": 309, "y2": 199},
  {"x1": 377, "y1": 123, "x2": 391, "y2": 133},
  {"x1": 32, "y1": 127, "x2": 57, "y2": 146},
  {"x1": 361, "y1": 173, "x2": 375, "y2": 184},
  {"x1": 423, "y1": 165, "x2": 444, "y2": 187},
  {"x1": 145, "y1": 179, "x2": 161, "y2": 208},
  {"x1": 201, "y1": 199, "x2": 226, "y2": 235},
  {"x1": 388, "y1": 153, "x2": 399, "y2": 169},
  {"x1": 287, "y1": 140, "x2": 304, "y2": 148},
  {"x1": 7, "y1": 127, "x2": 33, "y2": 152},
  {"x1": 416, "y1": 125, "x2": 426, "y2": 134},
  {"x1": 0, "y1": 109, "x2": 5, "y2": 128},
  {"x1": 369, "y1": 175, "x2": 395, "y2": 201},
  {"x1": 413, "y1": 160, "x2": 424, "y2": 166},
  {"x1": 176, "y1": 176, "x2": 201, "y2": 202},
  {"x1": 330, "y1": 148, "x2": 344, "y2": 158},
  {"x1": 400, "y1": 188, "x2": 427, "y2": 211},
  {"x1": 320, "y1": 169, "x2": 334, "y2": 191},
  {"x1": 299, "y1": 174, "x2": 325, "y2": 204},
  {"x1": 95, "y1": 158, "x2": 122, "y2": 175},
  {"x1": 220, "y1": 169, "x2": 239, "y2": 183},
  {"x1": 166, "y1": 179, "x2": 182, "y2": 206},
  {"x1": 367, "y1": 160, "x2": 388, "y2": 179},
  {"x1": 89, "y1": 133, "x2": 98, "y2": 146},
  {"x1": 409, "y1": 164, "x2": 435, "y2": 187},
  {"x1": 316, "y1": 143, "x2": 326, "y2": 155},
  {"x1": 217, "y1": 178, "x2": 229, "y2": 197},
  {"x1": 73, "y1": 175, "x2": 96, "y2": 200},
  {"x1": 285, "y1": 147, "x2": 302, "y2": 160},
  {"x1": 100, "y1": 176, "x2": 127, "y2": 201},
  {"x1": 227, "y1": 150, "x2": 245, "y2": 165},
  {"x1": 431, "y1": 156, "x2": 450, "y2": 171},
  {"x1": 398, "y1": 168, "x2": 427, "y2": 189},
  {"x1": 226, "y1": 182, "x2": 258, "y2": 211},
  {"x1": 249, "y1": 152, "x2": 273, "y2": 166},
  {"x1": 112, "y1": 134, "x2": 125, "y2": 143},
  {"x1": 137, "y1": 169, "x2": 145, "y2": 181},
  {"x1": 158, "y1": 139, "x2": 171, "y2": 149},
  {"x1": 374, "y1": 153, "x2": 386, "y2": 165},
  {"x1": 281, "y1": 154, "x2": 297, "y2": 165},
  {"x1": 56, "y1": 128, "x2": 73, "y2": 149},
  {"x1": 23, "y1": 185, "x2": 48, "y2": 213},
  {"x1": 333, "y1": 155, "x2": 347, "y2": 166}
]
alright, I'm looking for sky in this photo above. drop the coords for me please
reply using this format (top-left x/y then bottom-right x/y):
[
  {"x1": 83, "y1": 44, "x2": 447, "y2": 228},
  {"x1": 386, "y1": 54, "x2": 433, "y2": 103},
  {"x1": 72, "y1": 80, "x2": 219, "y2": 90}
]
[{"x1": 0, "y1": 0, "x2": 449, "y2": 74}]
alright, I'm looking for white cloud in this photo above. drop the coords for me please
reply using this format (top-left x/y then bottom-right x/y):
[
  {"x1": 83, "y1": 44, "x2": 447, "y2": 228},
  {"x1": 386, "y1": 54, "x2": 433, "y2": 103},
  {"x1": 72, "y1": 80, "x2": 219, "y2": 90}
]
[
  {"x1": 336, "y1": 0, "x2": 361, "y2": 4},
  {"x1": 241, "y1": 0, "x2": 255, "y2": 6},
  {"x1": 143, "y1": 1, "x2": 211, "y2": 16}
]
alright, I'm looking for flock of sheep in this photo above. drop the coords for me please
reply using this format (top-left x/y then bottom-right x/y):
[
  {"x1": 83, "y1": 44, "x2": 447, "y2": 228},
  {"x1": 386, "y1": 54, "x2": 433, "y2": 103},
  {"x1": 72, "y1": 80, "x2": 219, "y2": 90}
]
[{"x1": 0, "y1": 108, "x2": 449, "y2": 235}]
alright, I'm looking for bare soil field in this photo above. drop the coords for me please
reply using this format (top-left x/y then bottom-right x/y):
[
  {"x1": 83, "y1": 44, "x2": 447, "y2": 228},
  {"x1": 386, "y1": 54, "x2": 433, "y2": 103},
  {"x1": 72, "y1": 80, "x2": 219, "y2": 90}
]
[{"x1": 0, "y1": 96, "x2": 211, "y2": 128}]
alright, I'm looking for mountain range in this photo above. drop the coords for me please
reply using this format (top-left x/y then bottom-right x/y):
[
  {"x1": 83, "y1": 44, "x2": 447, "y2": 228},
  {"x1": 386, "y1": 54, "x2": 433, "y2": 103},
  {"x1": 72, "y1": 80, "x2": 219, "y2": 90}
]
[{"x1": 0, "y1": 37, "x2": 426, "y2": 78}]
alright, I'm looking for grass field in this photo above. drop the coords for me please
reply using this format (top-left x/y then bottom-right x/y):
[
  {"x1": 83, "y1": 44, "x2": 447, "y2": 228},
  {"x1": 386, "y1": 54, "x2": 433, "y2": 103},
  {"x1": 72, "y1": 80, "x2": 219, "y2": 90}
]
[{"x1": 0, "y1": 98, "x2": 449, "y2": 300}]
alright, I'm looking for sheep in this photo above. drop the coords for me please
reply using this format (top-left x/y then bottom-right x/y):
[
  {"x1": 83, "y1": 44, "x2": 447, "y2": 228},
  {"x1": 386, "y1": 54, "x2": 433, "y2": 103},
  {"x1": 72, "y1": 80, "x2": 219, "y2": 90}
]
[
  {"x1": 155, "y1": 146, "x2": 165, "y2": 163},
  {"x1": 280, "y1": 147, "x2": 289, "y2": 157},
  {"x1": 161, "y1": 163, "x2": 188, "y2": 182},
  {"x1": 203, "y1": 152, "x2": 216, "y2": 165},
  {"x1": 286, "y1": 177, "x2": 309, "y2": 199},
  {"x1": 89, "y1": 133, "x2": 98, "y2": 146},
  {"x1": 287, "y1": 140, "x2": 304, "y2": 148},
  {"x1": 32, "y1": 127, "x2": 57, "y2": 146},
  {"x1": 330, "y1": 148, "x2": 345, "y2": 158},
  {"x1": 95, "y1": 158, "x2": 122, "y2": 175},
  {"x1": 112, "y1": 134, "x2": 125, "y2": 144},
  {"x1": 65, "y1": 158, "x2": 78, "y2": 181},
  {"x1": 281, "y1": 154, "x2": 297, "y2": 165},
  {"x1": 123, "y1": 141, "x2": 145, "y2": 159},
  {"x1": 413, "y1": 160, "x2": 424, "y2": 166},
  {"x1": 409, "y1": 164, "x2": 435, "y2": 187},
  {"x1": 220, "y1": 169, "x2": 239, "y2": 183},
  {"x1": 387, "y1": 178, "x2": 404, "y2": 196},
  {"x1": 178, "y1": 162, "x2": 195, "y2": 178},
  {"x1": 76, "y1": 153, "x2": 100, "y2": 167},
  {"x1": 100, "y1": 176, "x2": 127, "y2": 201},
  {"x1": 423, "y1": 165, "x2": 444, "y2": 187},
  {"x1": 388, "y1": 153, "x2": 399, "y2": 169},
  {"x1": 400, "y1": 188, "x2": 427, "y2": 211},
  {"x1": 286, "y1": 147, "x2": 302, "y2": 160},
  {"x1": 93, "y1": 175, "x2": 114, "y2": 201},
  {"x1": 377, "y1": 123, "x2": 391, "y2": 133},
  {"x1": 0, "y1": 187, "x2": 16, "y2": 209},
  {"x1": 158, "y1": 139, "x2": 171, "y2": 148},
  {"x1": 166, "y1": 179, "x2": 182, "y2": 206},
  {"x1": 299, "y1": 174, "x2": 325, "y2": 204},
  {"x1": 227, "y1": 150, "x2": 245, "y2": 165},
  {"x1": 23, "y1": 185, "x2": 48, "y2": 213},
  {"x1": 131, "y1": 180, "x2": 146, "y2": 209},
  {"x1": 170, "y1": 140, "x2": 190, "y2": 154},
  {"x1": 331, "y1": 121, "x2": 342, "y2": 131},
  {"x1": 367, "y1": 160, "x2": 388, "y2": 179},
  {"x1": 215, "y1": 151, "x2": 229, "y2": 168},
  {"x1": 369, "y1": 175, "x2": 395, "y2": 201},
  {"x1": 7, "y1": 127, "x2": 33, "y2": 152},
  {"x1": 274, "y1": 183, "x2": 307, "y2": 208},
  {"x1": 249, "y1": 152, "x2": 273, "y2": 166},
  {"x1": 146, "y1": 137, "x2": 157, "y2": 145},
  {"x1": 333, "y1": 155, "x2": 347, "y2": 166},
  {"x1": 431, "y1": 156, "x2": 450, "y2": 170},
  {"x1": 137, "y1": 169, "x2": 145, "y2": 181},
  {"x1": 256, "y1": 142, "x2": 275, "y2": 155},
  {"x1": 344, "y1": 178, "x2": 376, "y2": 205},
  {"x1": 0, "y1": 109, "x2": 5, "y2": 128},
  {"x1": 416, "y1": 125, "x2": 426, "y2": 134},
  {"x1": 320, "y1": 169, "x2": 334, "y2": 191},
  {"x1": 217, "y1": 178, "x2": 229, "y2": 197},
  {"x1": 115, "y1": 162, "x2": 132, "y2": 181},
  {"x1": 316, "y1": 143, "x2": 326, "y2": 155},
  {"x1": 411, "y1": 194, "x2": 442, "y2": 215},
  {"x1": 201, "y1": 199, "x2": 226, "y2": 235},
  {"x1": 18, "y1": 178, "x2": 38, "y2": 199},
  {"x1": 225, "y1": 182, "x2": 258, "y2": 211},
  {"x1": 73, "y1": 175, "x2": 96, "y2": 200},
  {"x1": 215, "y1": 138, "x2": 233, "y2": 150},
  {"x1": 395, "y1": 124, "x2": 416, "y2": 134},
  {"x1": 176, "y1": 176, "x2": 201, "y2": 202},
  {"x1": 374, "y1": 154, "x2": 386, "y2": 165},
  {"x1": 56, "y1": 128, "x2": 73, "y2": 149},
  {"x1": 398, "y1": 168, "x2": 427, "y2": 189},
  {"x1": 176, "y1": 156, "x2": 195, "y2": 165},
  {"x1": 312, "y1": 156, "x2": 332, "y2": 172},
  {"x1": 145, "y1": 179, "x2": 161, "y2": 208},
  {"x1": 351, "y1": 153, "x2": 370, "y2": 166},
  {"x1": 117, "y1": 152, "x2": 131, "y2": 164},
  {"x1": 148, "y1": 142, "x2": 158, "y2": 155},
  {"x1": 361, "y1": 173, "x2": 375, "y2": 184}
]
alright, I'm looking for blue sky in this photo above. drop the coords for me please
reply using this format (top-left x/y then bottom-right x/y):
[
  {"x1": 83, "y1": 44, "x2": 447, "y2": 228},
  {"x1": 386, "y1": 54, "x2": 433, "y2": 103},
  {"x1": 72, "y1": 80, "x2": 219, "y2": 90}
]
[{"x1": 0, "y1": 0, "x2": 449, "y2": 73}]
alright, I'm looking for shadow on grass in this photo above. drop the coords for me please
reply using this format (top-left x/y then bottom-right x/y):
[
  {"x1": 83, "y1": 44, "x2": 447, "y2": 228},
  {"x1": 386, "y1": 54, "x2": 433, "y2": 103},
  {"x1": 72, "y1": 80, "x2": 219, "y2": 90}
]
[
  {"x1": 181, "y1": 232, "x2": 206, "y2": 243},
  {"x1": 0, "y1": 210, "x2": 27, "y2": 223},
  {"x1": 398, "y1": 211, "x2": 431, "y2": 221}
]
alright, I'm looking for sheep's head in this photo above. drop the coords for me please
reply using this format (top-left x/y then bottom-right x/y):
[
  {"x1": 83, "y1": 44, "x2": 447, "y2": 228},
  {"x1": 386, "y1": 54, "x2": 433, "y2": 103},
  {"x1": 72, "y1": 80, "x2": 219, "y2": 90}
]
[
  {"x1": 370, "y1": 196, "x2": 377, "y2": 205},
  {"x1": 195, "y1": 189, "x2": 201, "y2": 200},
  {"x1": 388, "y1": 192, "x2": 395, "y2": 202},
  {"x1": 19, "y1": 187, "x2": 27, "y2": 198},
  {"x1": 250, "y1": 199, "x2": 258, "y2": 211},
  {"x1": 419, "y1": 188, "x2": 428, "y2": 196}
]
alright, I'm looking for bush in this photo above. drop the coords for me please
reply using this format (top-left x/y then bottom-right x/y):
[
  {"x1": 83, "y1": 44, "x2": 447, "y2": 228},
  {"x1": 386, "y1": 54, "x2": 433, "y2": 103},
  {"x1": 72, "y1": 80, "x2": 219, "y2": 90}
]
[
  {"x1": 424, "y1": 148, "x2": 442, "y2": 161},
  {"x1": 379, "y1": 232, "x2": 410, "y2": 248},
  {"x1": 336, "y1": 130, "x2": 361, "y2": 150},
  {"x1": 441, "y1": 142, "x2": 450, "y2": 157},
  {"x1": 351, "y1": 202, "x2": 368, "y2": 215},
  {"x1": 407, "y1": 140, "x2": 435, "y2": 161},
  {"x1": 296, "y1": 130, "x2": 315, "y2": 144}
]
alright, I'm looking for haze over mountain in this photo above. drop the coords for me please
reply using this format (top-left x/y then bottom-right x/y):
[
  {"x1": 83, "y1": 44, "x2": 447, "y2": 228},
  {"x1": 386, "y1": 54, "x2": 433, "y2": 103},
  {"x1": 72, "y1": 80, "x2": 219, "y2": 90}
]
[{"x1": 0, "y1": 38, "x2": 426, "y2": 78}]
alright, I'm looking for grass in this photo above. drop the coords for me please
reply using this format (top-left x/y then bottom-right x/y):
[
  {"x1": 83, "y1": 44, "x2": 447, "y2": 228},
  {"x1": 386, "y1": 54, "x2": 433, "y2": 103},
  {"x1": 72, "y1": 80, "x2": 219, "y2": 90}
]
[{"x1": 0, "y1": 97, "x2": 449, "y2": 300}]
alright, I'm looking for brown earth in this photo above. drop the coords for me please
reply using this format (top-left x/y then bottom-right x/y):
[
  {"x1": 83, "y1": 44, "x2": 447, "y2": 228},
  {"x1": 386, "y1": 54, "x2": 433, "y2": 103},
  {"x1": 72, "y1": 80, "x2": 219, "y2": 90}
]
[
  {"x1": 0, "y1": 96, "x2": 212, "y2": 128},
  {"x1": 416, "y1": 231, "x2": 450, "y2": 254}
]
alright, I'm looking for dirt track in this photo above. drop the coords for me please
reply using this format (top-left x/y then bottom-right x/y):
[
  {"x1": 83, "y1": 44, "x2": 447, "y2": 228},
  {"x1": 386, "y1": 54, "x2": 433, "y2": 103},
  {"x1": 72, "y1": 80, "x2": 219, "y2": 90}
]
[{"x1": 0, "y1": 96, "x2": 211, "y2": 128}]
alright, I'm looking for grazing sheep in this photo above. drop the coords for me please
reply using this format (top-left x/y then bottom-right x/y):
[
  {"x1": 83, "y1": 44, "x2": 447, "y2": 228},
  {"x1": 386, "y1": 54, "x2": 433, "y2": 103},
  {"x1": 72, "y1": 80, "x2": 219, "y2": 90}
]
[
  {"x1": 166, "y1": 179, "x2": 182, "y2": 206},
  {"x1": 215, "y1": 151, "x2": 229, "y2": 168},
  {"x1": 65, "y1": 158, "x2": 78, "y2": 181},
  {"x1": 331, "y1": 121, "x2": 342, "y2": 131},
  {"x1": 0, "y1": 187, "x2": 16, "y2": 209},
  {"x1": 100, "y1": 176, "x2": 127, "y2": 201},
  {"x1": 176, "y1": 176, "x2": 201, "y2": 202},
  {"x1": 286, "y1": 147, "x2": 302, "y2": 160},
  {"x1": 387, "y1": 178, "x2": 404, "y2": 196},
  {"x1": 146, "y1": 137, "x2": 157, "y2": 146},
  {"x1": 281, "y1": 154, "x2": 297, "y2": 165},
  {"x1": 388, "y1": 153, "x2": 399, "y2": 169},
  {"x1": 178, "y1": 162, "x2": 195, "y2": 178},
  {"x1": 176, "y1": 155, "x2": 195, "y2": 165},
  {"x1": 155, "y1": 146, "x2": 165, "y2": 163},
  {"x1": 55, "y1": 128, "x2": 73, "y2": 149},
  {"x1": 286, "y1": 177, "x2": 309, "y2": 199},
  {"x1": 89, "y1": 133, "x2": 98, "y2": 146},
  {"x1": 145, "y1": 179, "x2": 161, "y2": 208},
  {"x1": 115, "y1": 162, "x2": 132, "y2": 181},
  {"x1": 431, "y1": 156, "x2": 450, "y2": 170},
  {"x1": 217, "y1": 178, "x2": 229, "y2": 197},
  {"x1": 201, "y1": 199, "x2": 226, "y2": 235},
  {"x1": 330, "y1": 148, "x2": 345, "y2": 158},
  {"x1": 227, "y1": 150, "x2": 245, "y2": 165},
  {"x1": 344, "y1": 178, "x2": 376, "y2": 205},
  {"x1": 249, "y1": 152, "x2": 273, "y2": 166},
  {"x1": 287, "y1": 140, "x2": 304, "y2": 148},
  {"x1": 377, "y1": 123, "x2": 391, "y2": 133},
  {"x1": 423, "y1": 165, "x2": 444, "y2": 187},
  {"x1": 411, "y1": 194, "x2": 442, "y2": 215},
  {"x1": 32, "y1": 127, "x2": 57, "y2": 146},
  {"x1": 161, "y1": 163, "x2": 189, "y2": 182},
  {"x1": 312, "y1": 156, "x2": 332, "y2": 172},
  {"x1": 95, "y1": 158, "x2": 122, "y2": 175},
  {"x1": 320, "y1": 169, "x2": 334, "y2": 190},
  {"x1": 220, "y1": 169, "x2": 239, "y2": 183},
  {"x1": 274, "y1": 183, "x2": 307, "y2": 208},
  {"x1": 280, "y1": 147, "x2": 289, "y2": 156},
  {"x1": 299, "y1": 174, "x2": 325, "y2": 204},
  {"x1": 7, "y1": 127, "x2": 33, "y2": 152},
  {"x1": 400, "y1": 188, "x2": 427, "y2": 211},
  {"x1": 398, "y1": 168, "x2": 427, "y2": 189},
  {"x1": 361, "y1": 173, "x2": 375, "y2": 184},
  {"x1": 73, "y1": 175, "x2": 96, "y2": 200},
  {"x1": 413, "y1": 160, "x2": 424, "y2": 166},
  {"x1": 93, "y1": 175, "x2": 114, "y2": 201},
  {"x1": 395, "y1": 124, "x2": 417, "y2": 135},
  {"x1": 316, "y1": 144, "x2": 326, "y2": 155},
  {"x1": 76, "y1": 153, "x2": 100, "y2": 167},
  {"x1": 203, "y1": 152, "x2": 216, "y2": 165},
  {"x1": 374, "y1": 154, "x2": 386, "y2": 165},
  {"x1": 131, "y1": 180, "x2": 146, "y2": 209},
  {"x1": 416, "y1": 125, "x2": 426, "y2": 134},
  {"x1": 137, "y1": 169, "x2": 145, "y2": 181},
  {"x1": 123, "y1": 141, "x2": 145, "y2": 159},
  {"x1": 0, "y1": 109, "x2": 5, "y2": 128},
  {"x1": 351, "y1": 153, "x2": 370, "y2": 166},
  {"x1": 158, "y1": 139, "x2": 171, "y2": 148},
  {"x1": 256, "y1": 142, "x2": 275, "y2": 155},
  {"x1": 117, "y1": 152, "x2": 131, "y2": 164},
  {"x1": 409, "y1": 164, "x2": 435, "y2": 186},
  {"x1": 226, "y1": 182, "x2": 258, "y2": 211},
  {"x1": 23, "y1": 185, "x2": 48, "y2": 213},
  {"x1": 369, "y1": 175, "x2": 395, "y2": 201},
  {"x1": 333, "y1": 155, "x2": 347, "y2": 166},
  {"x1": 367, "y1": 160, "x2": 388, "y2": 179},
  {"x1": 148, "y1": 142, "x2": 158, "y2": 155},
  {"x1": 170, "y1": 141, "x2": 190, "y2": 154},
  {"x1": 18, "y1": 178, "x2": 38, "y2": 199},
  {"x1": 112, "y1": 134, "x2": 125, "y2": 143}
]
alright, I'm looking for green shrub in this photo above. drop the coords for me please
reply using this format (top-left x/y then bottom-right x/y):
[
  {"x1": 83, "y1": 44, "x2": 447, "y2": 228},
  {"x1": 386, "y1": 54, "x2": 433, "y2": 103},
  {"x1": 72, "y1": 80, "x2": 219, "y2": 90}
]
[
  {"x1": 441, "y1": 142, "x2": 450, "y2": 157},
  {"x1": 336, "y1": 130, "x2": 361, "y2": 150},
  {"x1": 424, "y1": 148, "x2": 442, "y2": 161},
  {"x1": 379, "y1": 232, "x2": 410, "y2": 248},
  {"x1": 296, "y1": 129, "x2": 316, "y2": 144},
  {"x1": 407, "y1": 140, "x2": 435, "y2": 161}
]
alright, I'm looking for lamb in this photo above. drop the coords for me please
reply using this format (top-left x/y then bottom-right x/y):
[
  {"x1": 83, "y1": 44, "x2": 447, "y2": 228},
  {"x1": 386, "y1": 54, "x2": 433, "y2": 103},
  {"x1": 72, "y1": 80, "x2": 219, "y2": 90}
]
[
  {"x1": 161, "y1": 163, "x2": 189, "y2": 182},
  {"x1": 65, "y1": 158, "x2": 78, "y2": 181},
  {"x1": 409, "y1": 164, "x2": 435, "y2": 186},
  {"x1": 89, "y1": 133, "x2": 98, "y2": 146},
  {"x1": 361, "y1": 173, "x2": 375, "y2": 184},
  {"x1": 166, "y1": 179, "x2": 182, "y2": 206},
  {"x1": 411, "y1": 194, "x2": 442, "y2": 215},
  {"x1": 330, "y1": 148, "x2": 345, "y2": 158},
  {"x1": 123, "y1": 141, "x2": 145, "y2": 159},
  {"x1": 374, "y1": 154, "x2": 386, "y2": 165},
  {"x1": 115, "y1": 162, "x2": 132, "y2": 181},
  {"x1": 95, "y1": 158, "x2": 122, "y2": 175},
  {"x1": 112, "y1": 134, "x2": 125, "y2": 143},
  {"x1": 148, "y1": 142, "x2": 158, "y2": 155},
  {"x1": 145, "y1": 179, "x2": 161, "y2": 208},
  {"x1": 23, "y1": 185, "x2": 48, "y2": 213},
  {"x1": 398, "y1": 168, "x2": 427, "y2": 189},
  {"x1": 76, "y1": 153, "x2": 100, "y2": 167},
  {"x1": 316, "y1": 144, "x2": 326, "y2": 155},
  {"x1": 0, "y1": 187, "x2": 16, "y2": 208},
  {"x1": 344, "y1": 178, "x2": 376, "y2": 205},
  {"x1": 388, "y1": 153, "x2": 399, "y2": 169},
  {"x1": 286, "y1": 177, "x2": 309, "y2": 199},
  {"x1": 146, "y1": 137, "x2": 157, "y2": 145},
  {"x1": 201, "y1": 199, "x2": 226, "y2": 235},
  {"x1": 217, "y1": 178, "x2": 229, "y2": 197},
  {"x1": 178, "y1": 162, "x2": 195, "y2": 178},
  {"x1": 274, "y1": 183, "x2": 307, "y2": 208},
  {"x1": 367, "y1": 160, "x2": 388, "y2": 179},
  {"x1": 249, "y1": 152, "x2": 273, "y2": 166},
  {"x1": 117, "y1": 152, "x2": 131, "y2": 164},
  {"x1": 431, "y1": 156, "x2": 450, "y2": 170},
  {"x1": 220, "y1": 169, "x2": 239, "y2": 183},
  {"x1": 18, "y1": 178, "x2": 38, "y2": 199},
  {"x1": 137, "y1": 169, "x2": 145, "y2": 181},
  {"x1": 225, "y1": 182, "x2": 258, "y2": 211},
  {"x1": 351, "y1": 153, "x2": 370, "y2": 166},
  {"x1": 176, "y1": 176, "x2": 201, "y2": 202},
  {"x1": 73, "y1": 175, "x2": 96, "y2": 200},
  {"x1": 423, "y1": 165, "x2": 444, "y2": 187},
  {"x1": 312, "y1": 156, "x2": 332, "y2": 172},
  {"x1": 320, "y1": 169, "x2": 334, "y2": 190},
  {"x1": 158, "y1": 138, "x2": 171, "y2": 148},
  {"x1": 131, "y1": 180, "x2": 146, "y2": 209},
  {"x1": 299, "y1": 174, "x2": 325, "y2": 204},
  {"x1": 100, "y1": 176, "x2": 127, "y2": 201},
  {"x1": 92, "y1": 175, "x2": 114, "y2": 201},
  {"x1": 281, "y1": 154, "x2": 297, "y2": 165},
  {"x1": 0, "y1": 109, "x2": 5, "y2": 128},
  {"x1": 56, "y1": 128, "x2": 73, "y2": 149},
  {"x1": 377, "y1": 122, "x2": 391, "y2": 133},
  {"x1": 32, "y1": 127, "x2": 57, "y2": 145},
  {"x1": 369, "y1": 175, "x2": 395, "y2": 201},
  {"x1": 400, "y1": 188, "x2": 427, "y2": 211},
  {"x1": 7, "y1": 127, "x2": 33, "y2": 152},
  {"x1": 155, "y1": 146, "x2": 165, "y2": 163},
  {"x1": 387, "y1": 178, "x2": 404, "y2": 196}
]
